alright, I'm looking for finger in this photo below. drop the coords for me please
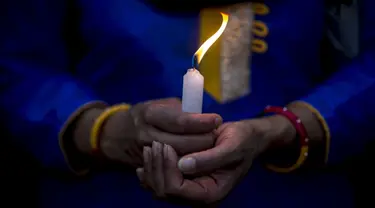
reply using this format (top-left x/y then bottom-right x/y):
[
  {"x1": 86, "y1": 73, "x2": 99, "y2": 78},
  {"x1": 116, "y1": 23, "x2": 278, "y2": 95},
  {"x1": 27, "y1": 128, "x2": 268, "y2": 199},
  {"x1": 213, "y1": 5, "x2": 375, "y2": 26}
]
[
  {"x1": 143, "y1": 147, "x2": 154, "y2": 189},
  {"x1": 136, "y1": 168, "x2": 149, "y2": 189},
  {"x1": 142, "y1": 126, "x2": 215, "y2": 155},
  {"x1": 136, "y1": 168, "x2": 144, "y2": 182},
  {"x1": 177, "y1": 141, "x2": 237, "y2": 174},
  {"x1": 151, "y1": 141, "x2": 165, "y2": 197},
  {"x1": 163, "y1": 144, "x2": 217, "y2": 202},
  {"x1": 144, "y1": 105, "x2": 222, "y2": 134}
]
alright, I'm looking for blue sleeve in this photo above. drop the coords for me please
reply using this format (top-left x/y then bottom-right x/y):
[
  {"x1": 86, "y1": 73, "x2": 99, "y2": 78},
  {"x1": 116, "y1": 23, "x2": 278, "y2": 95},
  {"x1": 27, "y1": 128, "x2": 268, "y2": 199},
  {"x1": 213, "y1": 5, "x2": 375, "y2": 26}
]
[
  {"x1": 302, "y1": 0, "x2": 375, "y2": 164},
  {"x1": 0, "y1": 0, "x2": 98, "y2": 170}
]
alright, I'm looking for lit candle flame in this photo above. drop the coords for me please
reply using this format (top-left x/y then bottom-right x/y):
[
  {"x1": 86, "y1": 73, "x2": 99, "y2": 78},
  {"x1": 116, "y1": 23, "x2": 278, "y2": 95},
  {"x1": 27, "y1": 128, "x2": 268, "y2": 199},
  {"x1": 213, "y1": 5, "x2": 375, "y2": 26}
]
[{"x1": 193, "y1": 12, "x2": 229, "y2": 67}]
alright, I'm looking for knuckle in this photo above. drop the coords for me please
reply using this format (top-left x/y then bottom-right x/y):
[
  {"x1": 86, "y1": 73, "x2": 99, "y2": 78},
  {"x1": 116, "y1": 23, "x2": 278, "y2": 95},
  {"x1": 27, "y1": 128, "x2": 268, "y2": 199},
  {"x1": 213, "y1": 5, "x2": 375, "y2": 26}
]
[
  {"x1": 143, "y1": 105, "x2": 154, "y2": 120},
  {"x1": 177, "y1": 115, "x2": 188, "y2": 127}
]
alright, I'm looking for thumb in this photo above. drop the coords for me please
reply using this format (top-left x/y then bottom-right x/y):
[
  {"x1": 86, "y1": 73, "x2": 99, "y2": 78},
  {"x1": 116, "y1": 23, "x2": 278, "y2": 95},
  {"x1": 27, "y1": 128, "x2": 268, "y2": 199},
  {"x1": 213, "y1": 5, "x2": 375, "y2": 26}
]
[{"x1": 177, "y1": 141, "x2": 235, "y2": 174}]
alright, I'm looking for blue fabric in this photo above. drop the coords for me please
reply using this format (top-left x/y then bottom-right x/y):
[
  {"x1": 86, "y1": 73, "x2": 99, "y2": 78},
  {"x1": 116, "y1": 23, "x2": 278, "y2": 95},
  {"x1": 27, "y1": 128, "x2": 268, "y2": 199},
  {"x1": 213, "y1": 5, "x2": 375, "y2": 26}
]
[
  {"x1": 1, "y1": 0, "x2": 373, "y2": 207},
  {"x1": 0, "y1": 0, "x2": 97, "y2": 170},
  {"x1": 303, "y1": 0, "x2": 375, "y2": 165},
  {"x1": 302, "y1": 51, "x2": 375, "y2": 164}
]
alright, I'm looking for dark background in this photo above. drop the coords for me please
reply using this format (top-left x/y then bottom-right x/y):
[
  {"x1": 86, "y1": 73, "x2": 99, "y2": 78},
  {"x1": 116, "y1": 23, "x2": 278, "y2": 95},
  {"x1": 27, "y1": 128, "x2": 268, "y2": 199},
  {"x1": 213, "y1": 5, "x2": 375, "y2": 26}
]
[
  {"x1": 0, "y1": 127, "x2": 38, "y2": 207},
  {"x1": 0, "y1": 0, "x2": 371, "y2": 207}
]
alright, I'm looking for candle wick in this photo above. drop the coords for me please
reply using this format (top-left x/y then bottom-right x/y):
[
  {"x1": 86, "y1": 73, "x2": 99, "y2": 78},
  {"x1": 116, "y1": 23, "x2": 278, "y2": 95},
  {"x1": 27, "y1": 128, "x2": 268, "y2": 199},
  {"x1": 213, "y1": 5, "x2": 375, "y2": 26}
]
[{"x1": 191, "y1": 55, "x2": 199, "y2": 70}]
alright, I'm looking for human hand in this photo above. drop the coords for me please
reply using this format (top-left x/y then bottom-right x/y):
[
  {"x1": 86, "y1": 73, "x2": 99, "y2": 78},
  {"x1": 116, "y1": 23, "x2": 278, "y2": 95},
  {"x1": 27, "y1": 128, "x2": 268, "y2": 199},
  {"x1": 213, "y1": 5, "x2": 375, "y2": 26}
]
[
  {"x1": 137, "y1": 115, "x2": 295, "y2": 204},
  {"x1": 74, "y1": 98, "x2": 222, "y2": 167}
]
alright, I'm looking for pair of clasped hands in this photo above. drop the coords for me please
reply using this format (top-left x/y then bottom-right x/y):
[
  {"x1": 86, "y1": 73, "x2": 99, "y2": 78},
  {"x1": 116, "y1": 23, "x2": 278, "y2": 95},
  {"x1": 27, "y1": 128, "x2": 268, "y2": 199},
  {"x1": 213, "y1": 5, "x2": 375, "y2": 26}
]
[{"x1": 96, "y1": 98, "x2": 293, "y2": 205}]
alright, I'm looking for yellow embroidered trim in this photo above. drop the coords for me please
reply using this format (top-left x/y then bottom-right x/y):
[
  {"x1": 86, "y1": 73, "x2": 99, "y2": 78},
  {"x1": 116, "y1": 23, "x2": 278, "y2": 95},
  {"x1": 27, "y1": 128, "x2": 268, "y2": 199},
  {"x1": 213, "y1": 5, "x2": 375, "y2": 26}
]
[
  {"x1": 252, "y1": 3, "x2": 270, "y2": 15},
  {"x1": 90, "y1": 104, "x2": 131, "y2": 151},
  {"x1": 252, "y1": 20, "x2": 269, "y2": 37},
  {"x1": 252, "y1": 38, "x2": 268, "y2": 53},
  {"x1": 199, "y1": 9, "x2": 223, "y2": 101},
  {"x1": 252, "y1": 3, "x2": 269, "y2": 54}
]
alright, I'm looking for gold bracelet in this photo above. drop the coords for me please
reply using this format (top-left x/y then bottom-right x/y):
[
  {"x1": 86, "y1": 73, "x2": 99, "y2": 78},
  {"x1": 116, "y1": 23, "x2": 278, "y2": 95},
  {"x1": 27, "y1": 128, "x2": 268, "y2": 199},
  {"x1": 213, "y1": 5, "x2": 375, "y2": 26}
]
[
  {"x1": 90, "y1": 104, "x2": 131, "y2": 152},
  {"x1": 264, "y1": 106, "x2": 310, "y2": 173},
  {"x1": 266, "y1": 146, "x2": 309, "y2": 173},
  {"x1": 294, "y1": 101, "x2": 331, "y2": 164}
]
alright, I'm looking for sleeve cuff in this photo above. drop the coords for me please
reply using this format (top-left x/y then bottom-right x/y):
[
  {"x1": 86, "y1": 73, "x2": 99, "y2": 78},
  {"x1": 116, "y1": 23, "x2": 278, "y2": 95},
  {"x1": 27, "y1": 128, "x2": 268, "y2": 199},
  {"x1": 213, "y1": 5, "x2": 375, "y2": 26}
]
[{"x1": 59, "y1": 101, "x2": 108, "y2": 175}]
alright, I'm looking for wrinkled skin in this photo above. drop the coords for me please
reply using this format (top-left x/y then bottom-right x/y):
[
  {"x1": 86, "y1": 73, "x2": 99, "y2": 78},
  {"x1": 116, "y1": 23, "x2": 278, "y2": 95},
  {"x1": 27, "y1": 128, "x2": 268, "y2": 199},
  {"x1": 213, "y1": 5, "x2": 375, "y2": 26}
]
[
  {"x1": 99, "y1": 98, "x2": 223, "y2": 167},
  {"x1": 137, "y1": 117, "x2": 290, "y2": 205}
]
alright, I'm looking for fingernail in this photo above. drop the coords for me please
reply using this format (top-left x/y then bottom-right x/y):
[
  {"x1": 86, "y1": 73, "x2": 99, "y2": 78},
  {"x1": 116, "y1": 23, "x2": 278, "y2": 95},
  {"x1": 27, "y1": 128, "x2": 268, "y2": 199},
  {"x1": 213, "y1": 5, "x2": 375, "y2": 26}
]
[
  {"x1": 178, "y1": 157, "x2": 196, "y2": 172},
  {"x1": 136, "y1": 168, "x2": 144, "y2": 180},
  {"x1": 166, "y1": 144, "x2": 174, "y2": 158},
  {"x1": 163, "y1": 144, "x2": 168, "y2": 158},
  {"x1": 215, "y1": 117, "x2": 222, "y2": 127},
  {"x1": 152, "y1": 141, "x2": 157, "y2": 156},
  {"x1": 152, "y1": 141, "x2": 159, "y2": 149},
  {"x1": 155, "y1": 141, "x2": 161, "y2": 148},
  {"x1": 143, "y1": 147, "x2": 150, "y2": 162}
]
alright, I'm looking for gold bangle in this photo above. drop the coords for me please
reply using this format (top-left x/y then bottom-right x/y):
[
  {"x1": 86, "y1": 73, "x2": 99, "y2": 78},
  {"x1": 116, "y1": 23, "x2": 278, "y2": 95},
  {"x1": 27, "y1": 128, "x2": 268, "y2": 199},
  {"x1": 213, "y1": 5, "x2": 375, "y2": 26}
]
[
  {"x1": 263, "y1": 106, "x2": 310, "y2": 173},
  {"x1": 266, "y1": 146, "x2": 309, "y2": 173},
  {"x1": 294, "y1": 101, "x2": 331, "y2": 163},
  {"x1": 90, "y1": 104, "x2": 131, "y2": 152}
]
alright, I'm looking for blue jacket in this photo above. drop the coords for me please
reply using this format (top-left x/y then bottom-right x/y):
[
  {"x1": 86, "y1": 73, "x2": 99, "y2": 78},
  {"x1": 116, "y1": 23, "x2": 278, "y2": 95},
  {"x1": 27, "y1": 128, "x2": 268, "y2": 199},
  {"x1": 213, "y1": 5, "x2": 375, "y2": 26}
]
[{"x1": 0, "y1": 0, "x2": 374, "y2": 207}]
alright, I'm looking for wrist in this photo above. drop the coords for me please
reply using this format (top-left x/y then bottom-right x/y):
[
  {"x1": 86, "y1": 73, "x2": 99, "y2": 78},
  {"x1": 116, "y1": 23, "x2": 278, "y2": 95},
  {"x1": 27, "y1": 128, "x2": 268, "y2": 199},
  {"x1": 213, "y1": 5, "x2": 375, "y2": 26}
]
[
  {"x1": 240, "y1": 115, "x2": 296, "y2": 155},
  {"x1": 286, "y1": 102, "x2": 325, "y2": 146},
  {"x1": 257, "y1": 115, "x2": 296, "y2": 148},
  {"x1": 287, "y1": 102, "x2": 327, "y2": 166},
  {"x1": 259, "y1": 103, "x2": 326, "y2": 170},
  {"x1": 59, "y1": 102, "x2": 107, "y2": 174},
  {"x1": 74, "y1": 104, "x2": 136, "y2": 168},
  {"x1": 96, "y1": 106, "x2": 137, "y2": 167},
  {"x1": 73, "y1": 108, "x2": 104, "y2": 156}
]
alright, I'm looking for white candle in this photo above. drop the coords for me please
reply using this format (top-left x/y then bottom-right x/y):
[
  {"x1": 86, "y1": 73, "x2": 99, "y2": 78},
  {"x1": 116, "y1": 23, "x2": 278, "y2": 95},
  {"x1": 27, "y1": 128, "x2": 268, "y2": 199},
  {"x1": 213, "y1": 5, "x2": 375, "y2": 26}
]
[{"x1": 182, "y1": 68, "x2": 204, "y2": 113}]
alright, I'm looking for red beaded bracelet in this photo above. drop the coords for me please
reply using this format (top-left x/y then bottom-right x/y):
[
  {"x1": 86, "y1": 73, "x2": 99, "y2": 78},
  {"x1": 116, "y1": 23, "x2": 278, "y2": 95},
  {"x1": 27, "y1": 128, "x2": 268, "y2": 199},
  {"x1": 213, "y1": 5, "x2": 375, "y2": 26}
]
[{"x1": 263, "y1": 106, "x2": 309, "y2": 173}]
